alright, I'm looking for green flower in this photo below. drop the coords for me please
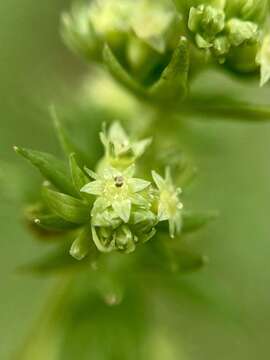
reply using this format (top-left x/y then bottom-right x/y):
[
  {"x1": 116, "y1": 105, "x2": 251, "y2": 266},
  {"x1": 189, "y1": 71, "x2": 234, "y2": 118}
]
[
  {"x1": 90, "y1": 0, "x2": 132, "y2": 36},
  {"x1": 92, "y1": 221, "x2": 156, "y2": 254},
  {"x1": 99, "y1": 122, "x2": 152, "y2": 170},
  {"x1": 15, "y1": 120, "x2": 216, "y2": 265},
  {"x1": 61, "y1": 0, "x2": 184, "y2": 89},
  {"x1": 152, "y1": 168, "x2": 183, "y2": 238},
  {"x1": 226, "y1": 18, "x2": 260, "y2": 47},
  {"x1": 129, "y1": 0, "x2": 180, "y2": 53},
  {"x1": 188, "y1": 4, "x2": 225, "y2": 49},
  {"x1": 187, "y1": 0, "x2": 269, "y2": 75},
  {"x1": 81, "y1": 164, "x2": 151, "y2": 224}
]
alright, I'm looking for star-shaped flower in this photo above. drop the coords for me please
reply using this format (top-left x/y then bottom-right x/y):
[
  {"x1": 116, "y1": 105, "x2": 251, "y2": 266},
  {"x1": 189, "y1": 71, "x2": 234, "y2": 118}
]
[
  {"x1": 81, "y1": 164, "x2": 151, "y2": 223},
  {"x1": 100, "y1": 122, "x2": 152, "y2": 167},
  {"x1": 152, "y1": 167, "x2": 183, "y2": 238}
]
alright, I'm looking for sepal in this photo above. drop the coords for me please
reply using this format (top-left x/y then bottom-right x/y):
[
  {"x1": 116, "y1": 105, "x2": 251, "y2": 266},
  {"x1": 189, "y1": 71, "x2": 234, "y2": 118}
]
[
  {"x1": 69, "y1": 153, "x2": 90, "y2": 196},
  {"x1": 43, "y1": 187, "x2": 89, "y2": 224},
  {"x1": 70, "y1": 227, "x2": 92, "y2": 260},
  {"x1": 34, "y1": 214, "x2": 80, "y2": 232},
  {"x1": 14, "y1": 146, "x2": 76, "y2": 197},
  {"x1": 150, "y1": 37, "x2": 189, "y2": 102}
]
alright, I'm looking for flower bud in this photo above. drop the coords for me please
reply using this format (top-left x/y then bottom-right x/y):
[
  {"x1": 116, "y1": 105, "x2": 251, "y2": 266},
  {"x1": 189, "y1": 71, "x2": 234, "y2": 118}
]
[
  {"x1": 187, "y1": 0, "x2": 268, "y2": 75},
  {"x1": 188, "y1": 5, "x2": 225, "y2": 49},
  {"x1": 98, "y1": 122, "x2": 151, "y2": 171},
  {"x1": 226, "y1": 19, "x2": 259, "y2": 47},
  {"x1": 62, "y1": 0, "x2": 184, "y2": 88},
  {"x1": 61, "y1": 4, "x2": 101, "y2": 61}
]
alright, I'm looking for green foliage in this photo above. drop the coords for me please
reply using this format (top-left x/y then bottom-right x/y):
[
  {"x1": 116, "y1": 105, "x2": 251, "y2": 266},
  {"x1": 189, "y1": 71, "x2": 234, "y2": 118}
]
[
  {"x1": 12, "y1": 1, "x2": 270, "y2": 359},
  {"x1": 17, "y1": 121, "x2": 212, "y2": 259}
]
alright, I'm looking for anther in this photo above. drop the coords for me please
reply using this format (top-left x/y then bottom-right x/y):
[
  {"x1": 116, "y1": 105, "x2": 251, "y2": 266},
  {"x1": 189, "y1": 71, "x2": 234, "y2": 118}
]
[{"x1": 114, "y1": 176, "x2": 124, "y2": 187}]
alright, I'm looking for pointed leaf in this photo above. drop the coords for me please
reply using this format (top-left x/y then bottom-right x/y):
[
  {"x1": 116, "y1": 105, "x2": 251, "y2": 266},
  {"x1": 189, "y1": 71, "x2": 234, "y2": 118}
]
[
  {"x1": 171, "y1": 250, "x2": 208, "y2": 273},
  {"x1": 69, "y1": 153, "x2": 89, "y2": 195},
  {"x1": 150, "y1": 37, "x2": 189, "y2": 102},
  {"x1": 33, "y1": 214, "x2": 80, "y2": 231},
  {"x1": 51, "y1": 106, "x2": 92, "y2": 168},
  {"x1": 103, "y1": 44, "x2": 148, "y2": 101},
  {"x1": 14, "y1": 146, "x2": 76, "y2": 196},
  {"x1": 17, "y1": 245, "x2": 90, "y2": 275},
  {"x1": 43, "y1": 187, "x2": 89, "y2": 224},
  {"x1": 182, "y1": 210, "x2": 218, "y2": 233}
]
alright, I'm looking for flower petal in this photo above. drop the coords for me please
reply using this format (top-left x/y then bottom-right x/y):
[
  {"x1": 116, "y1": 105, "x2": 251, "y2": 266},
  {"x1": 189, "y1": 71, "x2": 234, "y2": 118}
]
[
  {"x1": 158, "y1": 202, "x2": 169, "y2": 221},
  {"x1": 80, "y1": 180, "x2": 104, "y2": 195},
  {"x1": 109, "y1": 121, "x2": 129, "y2": 145},
  {"x1": 152, "y1": 170, "x2": 165, "y2": 190},
  {"x1": 128, "y1": 178, "x2": 150, "y2": 193},
  {"x1": 91, "y1": 197, "x2": 110, "y2": 215},
  {"x1": 103, "y1": 166, "x2": 119, "y2": 179},
  {"x1": 130, "y1": 193, "x2": 149, "y2": 207},
  {"x1": 112, "y1": 199, "x2": 131, "y2": 223},
  {"x1": 123, "y1": 163, "x2": 136, "y2": 177},
  {"x1": 132, "y1": 138, "x2": 152, "y2": 158},
  {"x1": 91, "y1": 226, "x2": 114, "y2": 253}
]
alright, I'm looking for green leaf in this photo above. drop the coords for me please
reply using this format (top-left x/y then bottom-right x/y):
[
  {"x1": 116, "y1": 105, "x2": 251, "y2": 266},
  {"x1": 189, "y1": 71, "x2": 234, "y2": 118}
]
[
  {"x1": 17, "y1": 245, "x2": 90, "y2": 275},
  {"x1": 43, "y1": 187, "x2": 90, "y2": 224},
  {"x1": 69, "y1": 153, "x2": 90, "y2": 196},
  {"x1": 140, "y1": 240, "x2": 207, "y2": 274},
  {"x1": 171, "y1": 249, "x2": 208, "y2": 273},
  {"x1": 51, "y1": 106, "x2": 92, "y2": 168},
  {"x1": 14, "y1": 146, "x2": 76, "y2": 196},
  {"x1": 150, "y1": 36, "x2": 189, "y2": 102},
  {"x1": 182, "y1": 210, "x2": 218, "y2": 233},
  {"x1": 34, "y1": 214, "x2": 80, "y2": 231},
  {"x1": 70, "y1": 227, "x2": 92, "y2": 260},
  {"x1": 103, "y1": 44, "x2": 148, "y2": 101}
]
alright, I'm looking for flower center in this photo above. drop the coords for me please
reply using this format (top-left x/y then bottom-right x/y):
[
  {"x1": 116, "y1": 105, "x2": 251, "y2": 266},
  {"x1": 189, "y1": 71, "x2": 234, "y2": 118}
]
[{"x1": 114, "y1": 176, "x2": 124, "y2": 187}]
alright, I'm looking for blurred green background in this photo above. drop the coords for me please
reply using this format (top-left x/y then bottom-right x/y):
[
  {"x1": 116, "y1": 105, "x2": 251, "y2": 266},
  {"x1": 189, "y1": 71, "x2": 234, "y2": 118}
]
[{"x1": 1, "y1": 1, "x2": 270, "y2": 359}]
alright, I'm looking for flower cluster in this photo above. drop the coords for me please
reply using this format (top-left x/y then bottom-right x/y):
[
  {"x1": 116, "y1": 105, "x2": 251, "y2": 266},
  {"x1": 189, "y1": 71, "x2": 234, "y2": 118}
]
[
  {"x1": 61, "y1": 0, "x2": 182, "y2": 87},
  {"x1": 62, "y1": 0, "x2": 270, "y2": 89},
  {"x1": 187, "y1": 0, "x2": 266, "y2": 72},
  {"x1": 82, "y1": 164, "x2": 156, "y2": 253},
  {"x1": 98, "y1": 121, "x2": 152, "y2": 170},
  {"x1": 80, "y1": 122, "x2": 183, "y2": 253},
  {"x1": 15, "y1": 121, "x2": 184, "y2": 257}
]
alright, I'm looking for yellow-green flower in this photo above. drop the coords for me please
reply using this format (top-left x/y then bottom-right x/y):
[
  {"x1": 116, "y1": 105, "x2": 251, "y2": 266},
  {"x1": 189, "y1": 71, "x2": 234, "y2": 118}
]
[
  {"x1": 81, "y1": 164, "x2": 151, "y2": 223},
  {"x1": 152, "y1": 168, "x2": 183, "y2": 238},
  {"x1": 99, "y1": 122, "x2": 152, "y2": 169}
]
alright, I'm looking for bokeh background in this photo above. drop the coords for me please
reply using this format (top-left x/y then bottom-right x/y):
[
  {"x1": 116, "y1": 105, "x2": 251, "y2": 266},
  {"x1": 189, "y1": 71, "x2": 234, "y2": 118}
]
[{"x1": 1, "y1": 1, "x2": 270, "y2": 359}]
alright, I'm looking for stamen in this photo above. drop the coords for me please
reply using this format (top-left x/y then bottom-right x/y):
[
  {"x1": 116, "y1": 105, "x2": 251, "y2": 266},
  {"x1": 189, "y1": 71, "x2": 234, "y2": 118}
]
[{"x1": 114, "y1": 176, "x2": 124, "y2": 187}]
